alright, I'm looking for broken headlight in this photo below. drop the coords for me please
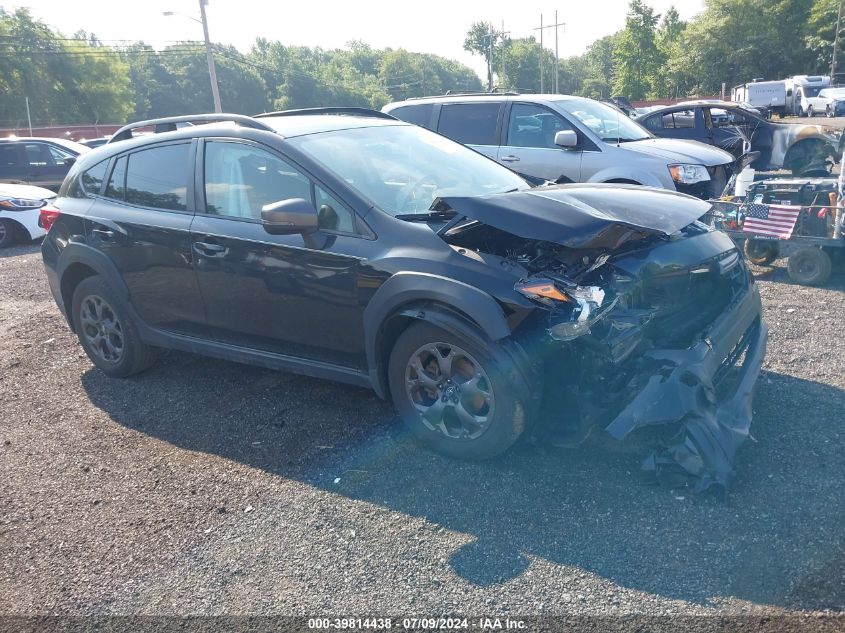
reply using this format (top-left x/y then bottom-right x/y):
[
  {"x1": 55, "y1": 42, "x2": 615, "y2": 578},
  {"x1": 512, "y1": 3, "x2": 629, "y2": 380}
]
[
  {"x1": 516, "y1": 278, "x2": 611, "y2": 342},
  {"x1": 668, "y1": 164, "x2": 710, "y2": 185}
]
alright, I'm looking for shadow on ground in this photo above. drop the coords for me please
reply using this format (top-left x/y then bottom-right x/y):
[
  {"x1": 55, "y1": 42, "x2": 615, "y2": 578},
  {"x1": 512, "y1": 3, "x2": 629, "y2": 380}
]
[{"x1": 80, "y1": 351, "x2": 845, "y2": 611}]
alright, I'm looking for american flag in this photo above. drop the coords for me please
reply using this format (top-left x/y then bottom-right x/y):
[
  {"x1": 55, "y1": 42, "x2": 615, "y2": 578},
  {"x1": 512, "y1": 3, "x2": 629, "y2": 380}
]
[{"x1": 742, "y1": 202, "x2": 802, "y2": 239}]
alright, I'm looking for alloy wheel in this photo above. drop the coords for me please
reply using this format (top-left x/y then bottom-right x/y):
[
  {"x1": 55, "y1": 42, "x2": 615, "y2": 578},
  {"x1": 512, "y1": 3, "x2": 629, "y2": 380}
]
[
  {"x1": 404, "y1": 342, "x2": 494, "y2": 440},
  {"x1": 79, "y1": 294, "x2": 125, "y2": 363}
]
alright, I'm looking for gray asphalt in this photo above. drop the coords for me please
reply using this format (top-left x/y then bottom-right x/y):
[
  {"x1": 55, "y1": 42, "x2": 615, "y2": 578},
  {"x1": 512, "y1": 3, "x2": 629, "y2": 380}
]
[{"x1": 1, "y1": 242, "x2": 844, "y2": 619}]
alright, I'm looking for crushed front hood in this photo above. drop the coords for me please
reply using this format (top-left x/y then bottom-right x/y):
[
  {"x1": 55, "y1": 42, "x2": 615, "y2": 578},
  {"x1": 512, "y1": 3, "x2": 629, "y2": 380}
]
[{"x1": 440, "y1": 184, "x2": 712, "y2": 250}]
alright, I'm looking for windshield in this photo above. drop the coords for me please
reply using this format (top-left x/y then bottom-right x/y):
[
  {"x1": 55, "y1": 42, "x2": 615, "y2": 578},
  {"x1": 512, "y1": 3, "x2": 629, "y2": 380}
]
[
  {"x1": 804, "y1": 86, "x2": 823, "y2": 97},
  {"x1": 560, "y1": 98, "x2": 652, "y2": 143},
  {"x1": 288, "y1": 124, "x2": 529, "y2": 217}
]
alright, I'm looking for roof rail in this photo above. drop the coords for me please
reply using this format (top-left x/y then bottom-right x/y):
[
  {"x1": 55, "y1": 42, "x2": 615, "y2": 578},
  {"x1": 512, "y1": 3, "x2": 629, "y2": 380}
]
[
  {"x1": 255, "y1": 107, "x2": 396, "y2": 120},
  {"x1": 405, "y1": 90, "x2": 520, "y2": 100},
  {"x1": 108, "y1": 113, "x2": 275, "y2": 144}
]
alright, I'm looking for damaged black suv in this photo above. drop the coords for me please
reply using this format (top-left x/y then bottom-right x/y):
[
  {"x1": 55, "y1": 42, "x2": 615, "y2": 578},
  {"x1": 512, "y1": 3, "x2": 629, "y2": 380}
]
[{"x1": 42, "y1": 109, "x2": 768, "y2": 490}]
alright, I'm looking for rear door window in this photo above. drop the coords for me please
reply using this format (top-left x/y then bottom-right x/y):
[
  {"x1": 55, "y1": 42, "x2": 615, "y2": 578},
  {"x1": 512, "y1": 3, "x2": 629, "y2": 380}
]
[
  {"x1": 105, "y1": 156, "x2": 127, "y2": 200},
  {"x1": 124, "y1": 144, "x2": 190, "y2": 211},
  {"x1": 437, "y1": 103, "x2": 500, "y2": 145},
  {"x1": 662, "y1": 110, "x2": 695, "y2": 129}
]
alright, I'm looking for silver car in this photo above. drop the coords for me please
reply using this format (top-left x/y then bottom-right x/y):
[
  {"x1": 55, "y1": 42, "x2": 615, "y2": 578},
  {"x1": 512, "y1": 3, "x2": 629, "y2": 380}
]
[{"x1": 383, "y1": 94, "x2": 736, "y2": 199}]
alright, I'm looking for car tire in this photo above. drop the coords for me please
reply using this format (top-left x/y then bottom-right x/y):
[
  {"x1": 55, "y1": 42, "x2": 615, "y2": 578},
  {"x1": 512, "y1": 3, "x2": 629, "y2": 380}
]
[
  {"x1": 388, "y1": 321, "x2": 527, "y2": 460},
  {"x1": 827, "y1": 105, "x2": 834, "y2": 118},
  {"x1": 0, "y1": 219, "x2": 17, "y2": 248},
  {"x1": 743, "y1": 238, "x2": 780, "y2": 265},
  {"x1": 787, "y1": 248, "x2": 832, "y2": 286},
  {"x1": 808, "y1": 105, "x2": 815, "y2": 117},
  {"x1": 798, "y1": 106, "x2": 805, "y2": 117},
  {"x1": 71, "y1": 275, "x2": 158, "y2": 377}
]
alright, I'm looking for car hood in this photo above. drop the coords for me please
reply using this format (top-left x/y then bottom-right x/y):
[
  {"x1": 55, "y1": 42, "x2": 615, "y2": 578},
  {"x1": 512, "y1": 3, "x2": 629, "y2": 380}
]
[
  {"x1": 0, "y1": 184, "x2": 55, "y2": 201},
  {"x1": 620, "y1": 137, "x2": 734, "y2": 166},
  {"x1": 439, "y1": 184, "x2": 712, "y2": 250}
]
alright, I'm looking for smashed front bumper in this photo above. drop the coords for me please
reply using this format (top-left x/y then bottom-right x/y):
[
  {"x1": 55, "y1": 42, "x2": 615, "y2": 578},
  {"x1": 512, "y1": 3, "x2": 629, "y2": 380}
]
[{"x1": 604, "y1": 283, "x2": 768, "y2": 491}]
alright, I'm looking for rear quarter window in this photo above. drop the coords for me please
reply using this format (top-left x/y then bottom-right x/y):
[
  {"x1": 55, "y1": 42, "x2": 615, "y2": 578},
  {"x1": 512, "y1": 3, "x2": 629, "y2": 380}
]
[
  {"x1": 389, "y1": 104, "x2": 434, "y2": 128},
  {"x1": 81, "y1": 160, "x2": 109, "y2": 196},
  {"x1": 437, "y1": 103, "x2": 501, "y2": 145}
]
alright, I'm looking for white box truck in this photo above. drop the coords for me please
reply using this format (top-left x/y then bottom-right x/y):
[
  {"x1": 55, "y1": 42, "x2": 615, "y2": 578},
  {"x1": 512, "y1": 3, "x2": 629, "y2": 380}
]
[
  {"x1": 731, "y1": 80, "x2": 786, "y2": 117},
  {"x1": 784, "y1": 75, "x2": 831, "y2": 116}
]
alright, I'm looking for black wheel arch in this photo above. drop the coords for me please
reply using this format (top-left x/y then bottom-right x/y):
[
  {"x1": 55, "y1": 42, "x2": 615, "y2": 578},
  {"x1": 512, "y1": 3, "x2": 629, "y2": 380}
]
[
  {"x1": 56, "y1": 243, "x2": 131, "y2": 331},
  {"x1": 363, "y1": 272, "x2": 526, "y2": 399}
]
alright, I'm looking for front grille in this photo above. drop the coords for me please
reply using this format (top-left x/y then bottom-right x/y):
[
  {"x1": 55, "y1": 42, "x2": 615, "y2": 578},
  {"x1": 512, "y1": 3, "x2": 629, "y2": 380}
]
[{"x1": 634, "y1": 250, "x2": 749, "y2": 347}]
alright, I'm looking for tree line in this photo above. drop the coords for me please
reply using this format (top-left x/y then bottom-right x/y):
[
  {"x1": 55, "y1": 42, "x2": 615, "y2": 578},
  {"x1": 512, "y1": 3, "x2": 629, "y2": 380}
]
[
  {"x1": 1, "y1": 1, "x2": 841, "y2": 128},
  {"x1": 0, "y1": 8, "x2": 481, "y2": 127},
  {"x1": 466, "y1": 0, "x2": 842, "y2": 101}
]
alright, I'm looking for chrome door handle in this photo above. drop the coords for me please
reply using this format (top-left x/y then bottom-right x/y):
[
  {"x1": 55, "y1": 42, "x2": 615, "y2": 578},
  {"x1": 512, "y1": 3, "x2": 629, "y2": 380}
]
[
  {"x1": 91, "y1": 228, "x2": 115, "y2": 239},
  {"x1": 194, "y1": 241, "x2": 228, "y2": 257},
  {"x1": 500, "y1": 155, "x2": 520, "y2": 162}
]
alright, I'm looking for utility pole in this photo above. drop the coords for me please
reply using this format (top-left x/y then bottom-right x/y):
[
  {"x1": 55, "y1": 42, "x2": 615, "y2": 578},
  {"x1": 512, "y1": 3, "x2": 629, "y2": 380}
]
[
  {"x1": 25, "y1": 97, "x2": 32, "y2": 137},
  {"x1": 164, "y1": 2, "x2": 222, "y2": 112},
  {"x1": 535, "y1": 14, "x2": 565, "y2": 94},
  {"x1": 487, "y1": 23, "x2": 495, "y2": 91},
  {"x1": 833, "y1": 0, "x2": 844, "y2": 82},
  {"x1": 500, "y1": 20, "x2": 510, "y2": 91},
  {"x1": 198, "y1": 0, "x2": 222, "y2": 113}
]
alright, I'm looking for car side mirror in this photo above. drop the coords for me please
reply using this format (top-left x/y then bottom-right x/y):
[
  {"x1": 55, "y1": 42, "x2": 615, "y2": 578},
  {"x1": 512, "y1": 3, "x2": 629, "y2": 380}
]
[
  {"x1": 554, "y1": 130, "x2": 578, "y2": 149},
  {"x1": 261, "y1": 198, "x2": 318, "y2": 235},
  {"x1": 63, "y1": 157, "x2": 76, "y2": 167}
]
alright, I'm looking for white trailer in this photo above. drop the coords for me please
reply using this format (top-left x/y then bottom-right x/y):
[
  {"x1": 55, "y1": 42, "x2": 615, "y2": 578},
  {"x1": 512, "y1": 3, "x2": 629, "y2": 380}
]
[
  {"x1": 731, "y1": 80, "x2": 786, "y2": 116},
  {"x1": 784, "y1": 75, "x2": 831, "y2": 116}
]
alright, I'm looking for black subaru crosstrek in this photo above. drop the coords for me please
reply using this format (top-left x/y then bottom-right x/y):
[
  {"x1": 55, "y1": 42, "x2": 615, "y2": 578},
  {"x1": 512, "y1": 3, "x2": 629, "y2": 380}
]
[{"x1": 41, "y1": 109, "x2": 768, "y2": 490}]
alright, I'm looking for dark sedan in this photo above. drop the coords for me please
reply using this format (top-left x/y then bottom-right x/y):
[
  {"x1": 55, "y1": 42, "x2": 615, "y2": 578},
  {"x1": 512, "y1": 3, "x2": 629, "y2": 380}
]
[
  {"x1": 0, "y1": 137, "x2": 89, "y2": 191},
  {"x1": 636, "y1": 101, "x2": 842, "y2": 175}
]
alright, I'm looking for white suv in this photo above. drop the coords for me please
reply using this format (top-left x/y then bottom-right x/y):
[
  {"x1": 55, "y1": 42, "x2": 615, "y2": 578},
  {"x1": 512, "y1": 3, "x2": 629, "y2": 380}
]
[{"x1": 383, "y1": 94, "x2": 737, "y2": 199}]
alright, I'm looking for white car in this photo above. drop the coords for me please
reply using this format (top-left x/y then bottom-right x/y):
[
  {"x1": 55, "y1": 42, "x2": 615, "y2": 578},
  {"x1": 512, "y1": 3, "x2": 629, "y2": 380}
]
[{"x1": 0, "y1": 183, "x2": 55, "y2": 248}]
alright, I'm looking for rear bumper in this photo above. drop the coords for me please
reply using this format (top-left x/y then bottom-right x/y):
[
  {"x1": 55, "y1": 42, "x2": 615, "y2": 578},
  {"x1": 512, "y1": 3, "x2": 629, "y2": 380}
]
[{"x1": 604, "y1": 282, "x2": 767, "y2": 490}]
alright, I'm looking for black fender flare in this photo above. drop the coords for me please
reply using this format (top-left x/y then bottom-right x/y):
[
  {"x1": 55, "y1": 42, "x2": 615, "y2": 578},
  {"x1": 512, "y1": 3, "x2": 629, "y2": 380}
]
[
  {"x1": 363, "y1": 271, "x2": 512, "y2": 398},
  {"x1": 56, "y1": 242, "x2": 131, "y2": 314}
]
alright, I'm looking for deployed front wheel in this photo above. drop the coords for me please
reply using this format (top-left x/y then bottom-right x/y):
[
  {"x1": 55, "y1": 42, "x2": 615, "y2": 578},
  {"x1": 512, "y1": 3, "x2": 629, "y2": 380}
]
[
  {"x1": 72, "y1": 275, "x2": 158, "y2": 377},
  {"x1": 388, "y1": 322, "x2": 527, "y2": 460}
]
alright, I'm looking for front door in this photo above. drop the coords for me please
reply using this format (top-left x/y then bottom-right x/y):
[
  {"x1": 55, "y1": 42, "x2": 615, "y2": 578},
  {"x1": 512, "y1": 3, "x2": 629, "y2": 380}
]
[
  {"x1": 85, "y1": 141, "x2": 206, "y2": 335},
  {"x1": 497, "y1": 102, "x2": 583, "y2": 182},
  {"x1": 190, "y1": 139, "x2": 364, "y2": 367}
]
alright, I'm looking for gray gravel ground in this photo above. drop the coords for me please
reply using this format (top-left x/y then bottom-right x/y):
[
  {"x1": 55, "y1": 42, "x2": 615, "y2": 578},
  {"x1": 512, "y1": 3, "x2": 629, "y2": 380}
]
[{"x1": 1, "y1": 241, "x2": 844, "y2": 619}]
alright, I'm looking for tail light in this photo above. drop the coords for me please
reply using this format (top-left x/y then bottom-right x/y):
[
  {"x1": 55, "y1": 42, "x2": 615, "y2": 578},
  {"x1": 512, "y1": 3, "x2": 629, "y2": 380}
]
[{"x1": 39, "y1": 203, "x2": 61, "y2": 231}]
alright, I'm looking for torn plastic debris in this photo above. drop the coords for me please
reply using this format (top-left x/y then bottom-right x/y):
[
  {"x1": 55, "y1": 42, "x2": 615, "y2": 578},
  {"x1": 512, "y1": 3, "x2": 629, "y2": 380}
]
[{"x1": 605, "y1": 321, "x2": 768, "y2": 492}]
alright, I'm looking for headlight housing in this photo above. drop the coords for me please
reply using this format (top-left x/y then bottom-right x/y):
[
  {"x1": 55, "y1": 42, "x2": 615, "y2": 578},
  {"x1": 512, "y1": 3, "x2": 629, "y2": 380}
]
[
  {"x1": 516, "y1": 278, "x2": 610, "y2": 342},
  {"x1": 668, "y1": 164, "x2": 711, "y2": 185},
  {"x1": 0, "y1": 197, "x2": 48, "y2": 211}
]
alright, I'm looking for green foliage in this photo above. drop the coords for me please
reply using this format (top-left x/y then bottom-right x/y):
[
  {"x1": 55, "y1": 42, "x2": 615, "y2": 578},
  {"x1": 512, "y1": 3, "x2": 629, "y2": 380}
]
[
  {"x1": 0, "y1": 9, "x2": 479, "y2": 127},
  {"x1": 612, "y1": 0, "x2": 662, "y2": 100}
]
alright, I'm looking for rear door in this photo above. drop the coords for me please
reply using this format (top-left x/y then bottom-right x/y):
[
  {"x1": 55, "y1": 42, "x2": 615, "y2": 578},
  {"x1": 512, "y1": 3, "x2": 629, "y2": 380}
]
[
  {"x1": 434, "y1": 102, "x2": 502, "y2": 160},
  {"x1": 85, "y1": 141, "x2": 206, "y2": 335},
  {"x1": 496, "y1": 101, "x2": 583, "y2": 182}
]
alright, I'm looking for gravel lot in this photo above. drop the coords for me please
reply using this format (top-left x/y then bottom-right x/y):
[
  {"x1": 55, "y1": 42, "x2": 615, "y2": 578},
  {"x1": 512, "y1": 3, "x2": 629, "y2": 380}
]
[{"x1": 1, "y1": 241, "x2": 844, "y2": 620}]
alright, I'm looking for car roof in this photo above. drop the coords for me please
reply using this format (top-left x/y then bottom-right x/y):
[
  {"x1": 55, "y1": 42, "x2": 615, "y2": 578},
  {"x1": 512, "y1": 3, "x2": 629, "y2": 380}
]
[
  {"x1": 256, "y1": 114, "x2": 406, "y2": 137},
  {"x1": 384, "y1": 93, "x2": 585, "y2": 108},
  {"x1": 0, "y1": 136, "x2": 89, "y2": 153}
]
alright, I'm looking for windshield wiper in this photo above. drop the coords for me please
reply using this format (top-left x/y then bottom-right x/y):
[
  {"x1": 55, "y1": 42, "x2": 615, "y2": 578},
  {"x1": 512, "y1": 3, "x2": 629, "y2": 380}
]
[{"x1": 395, "y1": 210, "x2": 457, "y2": 222}]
